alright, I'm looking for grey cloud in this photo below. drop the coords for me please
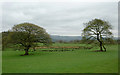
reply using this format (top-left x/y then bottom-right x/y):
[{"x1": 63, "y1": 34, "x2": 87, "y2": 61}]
[{"x1": 2, "y1": 2, "x2": 118, "y2": 36}]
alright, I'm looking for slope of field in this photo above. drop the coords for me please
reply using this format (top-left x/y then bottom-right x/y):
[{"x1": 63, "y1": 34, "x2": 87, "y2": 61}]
[{"x1": 2, "y1": 44, "x2": 118, "y2": 73}]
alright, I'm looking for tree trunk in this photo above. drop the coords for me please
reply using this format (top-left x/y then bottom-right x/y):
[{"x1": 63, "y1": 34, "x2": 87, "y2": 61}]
[
  {"x1": 33, "y1": 47, "x2": 36, "y2": 51},
  {"x1": 97, "y1": 34, "x2": 103, "y2": 51},
  {"x1": 100, "y1": 41, "x2": 103, "y2": 51},
  {"x1": 103, "y1": 45, "x2": 106, "y2": 52},
  {"x1": 24, "y1": 47, "x2": 29, "y2": 55}
]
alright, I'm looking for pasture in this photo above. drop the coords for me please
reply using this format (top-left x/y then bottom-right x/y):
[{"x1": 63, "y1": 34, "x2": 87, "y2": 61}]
[
  {"x1": 2, "y1": 43, "x2": 118, "y2": 73},
  {"x1": 0, "y1": 51, "x2": 2, "y2": 74}
]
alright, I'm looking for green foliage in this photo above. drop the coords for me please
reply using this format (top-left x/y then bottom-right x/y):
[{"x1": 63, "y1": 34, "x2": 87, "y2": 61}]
[
  {"x1": 11, "y1": 22, "x2": 52, "y2": 44},
  {"x1": 104, "y1": 37, "x2": 117, "y2": 44},
  {"x1": 2, "y1": 31, "x2": 13, "y2": 50}
]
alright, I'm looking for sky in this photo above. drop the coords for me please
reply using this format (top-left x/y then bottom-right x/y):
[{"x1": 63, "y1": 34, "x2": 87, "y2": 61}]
[{"x1": 0, "y1": 1, "x2": 118, "y2": 37}]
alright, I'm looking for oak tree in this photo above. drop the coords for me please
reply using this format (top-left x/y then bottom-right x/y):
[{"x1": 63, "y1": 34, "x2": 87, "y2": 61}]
[
  {"x1": 9, "y1": 23, "x2": 52, "y2": 55},
  {"x1": 82, "y1": 19, "x2": 112, "y2": 52}
]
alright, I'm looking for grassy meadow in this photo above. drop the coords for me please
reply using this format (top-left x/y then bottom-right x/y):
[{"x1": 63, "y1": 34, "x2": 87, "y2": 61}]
[
  {"x1": 2, "y1": 43, "x2": 118, "y2": 73},
  {"x1": 0, "y1": 51, "x2": 2, "y2": 74}
]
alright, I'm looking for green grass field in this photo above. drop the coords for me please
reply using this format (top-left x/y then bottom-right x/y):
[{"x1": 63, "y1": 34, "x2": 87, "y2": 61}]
[
  {"x1": 0, "y1": 51, "x2": 2, "y2": 74},
  {"x1": 2, "y1": 43, "x2": 118, "y2": 73}
]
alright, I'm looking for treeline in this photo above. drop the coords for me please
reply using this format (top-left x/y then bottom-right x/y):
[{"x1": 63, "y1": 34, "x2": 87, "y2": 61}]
[{"x1": 54, "y1": 38, "x2": 118, "y2": 45}]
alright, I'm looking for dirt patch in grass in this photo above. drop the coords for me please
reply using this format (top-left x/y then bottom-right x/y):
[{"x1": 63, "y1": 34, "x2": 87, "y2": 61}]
[
  {"x1": 93, "y1": 50, "x2": 106, "y2": 52},
  {"x1": 41, "y1": 50, "x2": 74, "y2": 52}
]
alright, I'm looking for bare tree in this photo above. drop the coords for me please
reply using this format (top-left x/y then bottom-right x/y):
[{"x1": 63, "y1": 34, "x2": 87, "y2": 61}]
[{"x1": 82, "y1": 18, "x2": 113, "y2": 52}]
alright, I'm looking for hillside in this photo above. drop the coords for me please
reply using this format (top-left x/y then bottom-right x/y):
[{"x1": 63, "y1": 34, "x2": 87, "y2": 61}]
[{"x1": 50, "y1": 35, "x2": 82, "y2": 42}]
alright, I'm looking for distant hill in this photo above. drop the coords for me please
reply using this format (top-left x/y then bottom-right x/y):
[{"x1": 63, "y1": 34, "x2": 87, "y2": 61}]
[
  {"x1": 50, "y1": 35, "x2": 118, "y2": 42},
  {"x1": 50, "y1": 35, "x2": 82, "y2": 42}
]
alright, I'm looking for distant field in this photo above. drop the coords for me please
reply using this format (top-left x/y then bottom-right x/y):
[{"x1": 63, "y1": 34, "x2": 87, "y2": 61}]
[
  {"x1": 2, "y1": 44, "x2": 118, "y2": 73},
  {"x1": 37, "y1": 43, "x2": 92, "y2": 47},
  {"x1": 4, "y1": 43, "x2": 92, "y2": 51}
]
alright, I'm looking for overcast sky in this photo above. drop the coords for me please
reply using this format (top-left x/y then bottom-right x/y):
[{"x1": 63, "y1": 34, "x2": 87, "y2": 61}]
[{"x1": 1, "y1": 2, "x2": 118, "y2": 36}]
